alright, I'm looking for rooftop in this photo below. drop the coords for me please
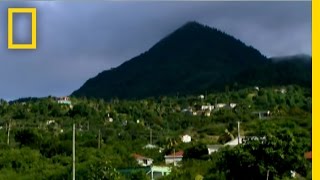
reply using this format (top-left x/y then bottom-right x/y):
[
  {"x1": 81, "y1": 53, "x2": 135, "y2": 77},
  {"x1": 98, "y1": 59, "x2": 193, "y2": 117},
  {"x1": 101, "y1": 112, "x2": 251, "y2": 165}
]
[
  {"x1": 132, "y1": 153, "x2": 152, "y2": 160},
  {"x1": 165, "y1": 150, "x2": 184, "y2": 157},
  {"x1": 304, "y1": 151, "x2": 312, "y2": 159}
]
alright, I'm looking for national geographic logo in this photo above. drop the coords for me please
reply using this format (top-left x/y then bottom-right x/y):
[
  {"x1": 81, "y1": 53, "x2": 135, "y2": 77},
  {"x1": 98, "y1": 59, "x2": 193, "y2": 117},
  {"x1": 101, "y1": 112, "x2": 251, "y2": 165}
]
[{"x1": 7, "y1": 8, "x2": 37, "y2": 50}]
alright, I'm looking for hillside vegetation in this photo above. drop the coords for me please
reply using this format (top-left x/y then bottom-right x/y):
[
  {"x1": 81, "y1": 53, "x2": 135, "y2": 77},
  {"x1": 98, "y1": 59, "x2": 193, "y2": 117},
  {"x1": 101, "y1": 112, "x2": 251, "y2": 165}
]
[{"x1": 0, "y1": 85, "x2": 312, "y2": 179}]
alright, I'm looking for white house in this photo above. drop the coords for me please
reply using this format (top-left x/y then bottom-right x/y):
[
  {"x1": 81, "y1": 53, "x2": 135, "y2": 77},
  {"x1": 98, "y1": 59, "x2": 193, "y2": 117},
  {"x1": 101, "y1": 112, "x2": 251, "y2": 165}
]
[
  {"x1": 144, "y1": 144, "x2": 158, "y2": 149},
  {"x1": 46, "y1": 120, "x2": 55, "y2": 125},
  {"x1": 201, "y1": 105, "x2": 215, "y2": 111},
  {"x1": 224, "y1": 136, "x2": 243, "y2": 147},
  {"x1": 216, "y1": 103, "x2": 226, "y2": 109},
  {"x1": 224, "y1": 136, "x2": 264, "y2": 147},
  {"x1": 204, "y1": 111, "x2": 211, "y2": 117},
  {"x1": 181, "y1": 134, "x2": 191, "y2": 143},
  {"x1": 164, "y1": 150, "x2": 184, "y2": 166},
  {"x1": 57, "y1": 96, "x2": 71, "y2": 105},
  {"x1": 132, "y1": 153, "x2": 153, "y2": 167},
  {"x1": 229, "y1": 103, "x2": 237, "y2": 109},
  {"x1": 207, "y1": 145, "x2": 223, "y2": 155}
]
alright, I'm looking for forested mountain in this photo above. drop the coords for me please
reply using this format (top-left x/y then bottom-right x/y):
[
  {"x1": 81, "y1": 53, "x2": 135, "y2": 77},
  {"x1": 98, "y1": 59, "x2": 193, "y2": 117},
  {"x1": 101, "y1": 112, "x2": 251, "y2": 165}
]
[{"x1": 72, "y1": 21, "x2": 311, "y2": 100}]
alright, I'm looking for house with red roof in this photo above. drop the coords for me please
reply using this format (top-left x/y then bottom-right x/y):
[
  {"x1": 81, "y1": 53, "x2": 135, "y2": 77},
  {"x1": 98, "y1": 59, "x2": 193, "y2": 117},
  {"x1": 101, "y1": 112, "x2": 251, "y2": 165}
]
[
  {"x1": 132, "y1": 153, "x2": 153, "y2": 167},
  {"x1": 164, "y1": 150, "x2": 184, "y2": 166},
  {"x1": 304, "y1": 151, "x2": 312, "y2": 160}
]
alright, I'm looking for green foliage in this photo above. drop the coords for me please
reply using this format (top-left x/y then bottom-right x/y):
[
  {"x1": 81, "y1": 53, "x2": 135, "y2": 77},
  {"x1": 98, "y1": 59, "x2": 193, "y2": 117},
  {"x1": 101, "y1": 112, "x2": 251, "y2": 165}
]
[
  {"x1": 86, "y1": 160, "x2": 124, "y2": 180},
  {"x1": 0, "y1": 85, "x2": 311, "y2": 179},
  {"x1": 215, "y1": 129, "x2": 309, "y2": 180},
  {"x1": 14, "y1": 129, "x2": 43, "y2": 149},
  {"x1": 183, "y1": 143, "x2": 209, "y2": 160}
]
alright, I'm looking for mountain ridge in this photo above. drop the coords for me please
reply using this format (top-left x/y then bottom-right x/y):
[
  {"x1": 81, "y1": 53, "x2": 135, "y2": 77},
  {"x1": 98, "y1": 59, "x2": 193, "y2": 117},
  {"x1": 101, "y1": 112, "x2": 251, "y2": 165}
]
[{"x1": 72, "y1": 21, "x2": 311, "y2": 100}]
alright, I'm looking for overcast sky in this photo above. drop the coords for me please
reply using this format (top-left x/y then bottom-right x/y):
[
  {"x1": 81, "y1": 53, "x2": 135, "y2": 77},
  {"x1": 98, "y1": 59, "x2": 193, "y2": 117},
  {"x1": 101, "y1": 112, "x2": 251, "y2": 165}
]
[{"x1": 0, "y1": 1, "x2": 311, "y2": 100}]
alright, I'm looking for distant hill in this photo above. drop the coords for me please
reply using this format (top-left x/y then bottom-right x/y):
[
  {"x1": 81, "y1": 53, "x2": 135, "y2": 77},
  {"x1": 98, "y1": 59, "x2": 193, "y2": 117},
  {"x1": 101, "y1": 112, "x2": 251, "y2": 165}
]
[
  {"x1": 270, "y1": 54, "x2": 311, "y2": 62},
  {"x1": 236, "y1": 56, "x2": 311, "y2": 88},
  {"x1": 72, "y1": 21, "x2": 311, "y2": 100}
]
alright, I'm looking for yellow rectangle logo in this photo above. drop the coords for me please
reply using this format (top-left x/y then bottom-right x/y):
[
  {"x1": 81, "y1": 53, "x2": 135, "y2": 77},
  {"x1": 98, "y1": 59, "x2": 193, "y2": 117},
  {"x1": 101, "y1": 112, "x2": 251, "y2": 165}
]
[{"x1": 8, "y1": 8, "x2": 37, "y2": 49}]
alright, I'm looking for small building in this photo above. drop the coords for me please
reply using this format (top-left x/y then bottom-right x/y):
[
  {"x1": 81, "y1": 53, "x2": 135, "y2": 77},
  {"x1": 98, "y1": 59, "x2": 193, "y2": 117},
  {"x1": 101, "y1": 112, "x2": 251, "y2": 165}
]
[
  {"x1": 201, "y1": 105, "x2": 215, "y2": 111},
  {"x1": 252, "y1": 111, "x2": 271, "y2": 119},
  {"x1": 224, "y1": 136, "x2": 265, "y2": 147},
  {"x1": 46, "y1": 120, "x2": 55, "y2": 125},
  {"x1": 229, "y1": 103, "x2": 237, "y2": 109},
  {"x1": 216, "y1": 103, "x2": 226, "y2": 109},
  {"x1": 57, "y1": 96, "x2": 72, "y2": 105},
  {"x1": 224, "y1": 136, "x2": 243, "y2": 147},
  {"x1": 144, "y1": 144, "x2": 158, "y2": 149},
  {"x1": 207, "y1": 145, "x2": 223, "y2": 155},
  {"x1": 181, "y1": 134, "x2": 191, "y2": 143},
  {"x1": 164, "y1": 150, "x2": 184, "y2": 165},
  {"x1": 182, "y1": 107, "x2": 197, "y2": 116},
  {"x1": 132, "y1": 153, "x2": 153, "y2": 167},
  {"x1": 118, "y1": 166, "x2": 171, "y2": 180},
  {"x1": 204, "y1": 111, "x2": 211, "y2": 117}
]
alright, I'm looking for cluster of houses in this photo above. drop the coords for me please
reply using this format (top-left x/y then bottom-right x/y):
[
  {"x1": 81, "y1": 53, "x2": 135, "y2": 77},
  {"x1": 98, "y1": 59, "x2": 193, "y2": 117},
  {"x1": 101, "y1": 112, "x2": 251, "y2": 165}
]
[
  {"x1": 132, "y1": 135, "x2": 275, "y2": 170},
  {"x1": 182, "y1": 102, "x2": 237, "y2": 117},
  {"x1": 132, "y1": 135, "x2": 276, "y2": 179},
  {"x1": 130, "y1": 135, "x2": 245, "y2": 179}
]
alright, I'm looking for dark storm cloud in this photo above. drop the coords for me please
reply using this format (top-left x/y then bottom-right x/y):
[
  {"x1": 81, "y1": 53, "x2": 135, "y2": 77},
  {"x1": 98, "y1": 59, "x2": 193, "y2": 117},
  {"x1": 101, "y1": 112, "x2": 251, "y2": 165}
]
[{"x1": 0, "y1": 1, "x2": 311, "y2": 100}]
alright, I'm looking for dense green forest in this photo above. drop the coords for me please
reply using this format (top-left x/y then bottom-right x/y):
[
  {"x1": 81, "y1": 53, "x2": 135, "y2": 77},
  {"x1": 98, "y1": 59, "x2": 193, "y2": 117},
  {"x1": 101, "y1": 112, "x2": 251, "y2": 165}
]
[
  {"x1": 0, "y1": 85, "x2": 312, "y2": 179},
  {"x1": 72, "y1": 22, "x2": 311, "y2": 100}
]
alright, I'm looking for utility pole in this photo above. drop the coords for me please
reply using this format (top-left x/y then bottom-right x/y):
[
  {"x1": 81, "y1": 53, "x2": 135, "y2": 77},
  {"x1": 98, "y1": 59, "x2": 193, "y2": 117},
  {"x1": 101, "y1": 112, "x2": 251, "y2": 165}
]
[
  {"x1": 7, "y1": 119, "x2": 11, "y2": 145},
  {"x1": 237, "y1": 121, "x2": 240, "y2": 145},
  {"x1": 72, "y1": 123, "x2": 76, "y2": 180},
  {"x1": 173, "y1": 148, "x2": 176, "y2": 167},
  {"x1": 98, "y1": 129, "x2": 101, "y2": 149},
  {"x1": 150, "y1": 128, "x2": 152, "y2": 145}
]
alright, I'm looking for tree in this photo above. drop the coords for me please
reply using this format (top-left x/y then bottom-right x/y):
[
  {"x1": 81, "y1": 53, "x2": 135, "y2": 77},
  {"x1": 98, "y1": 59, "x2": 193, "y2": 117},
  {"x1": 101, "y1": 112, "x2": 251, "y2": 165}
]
[
  {"x1": 216, "y1": 129, "x2": 308, "y2": 180},
  {"x1": 14, "y1": 129, "x2": 43, "y2": 149},
  {"x1": 183, "y1": 143, "x2": 209, "y2": 160},
  {"x1": 87, "y1": 160, "x2": 124, "y2": 180}
]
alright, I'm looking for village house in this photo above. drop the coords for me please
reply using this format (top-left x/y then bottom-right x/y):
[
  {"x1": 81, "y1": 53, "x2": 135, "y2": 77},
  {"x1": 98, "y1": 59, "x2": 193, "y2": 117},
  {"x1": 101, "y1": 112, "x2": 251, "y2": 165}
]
[
  {"x1": 181, "y1": 134, "x2": 191, "y2": 143},
  {"x1": 224, "y1": 136, "x2": 243, "y2": 147},
  {"x1": 224, "y1": 136, "x2": 265, "y2": 147},
  {"x1": 164, "y1": 150, "x2": 184, "y2": 166},
  {"x1": 46, "y1": 119, "x2": 55, "y2": 125},
  {"x1": 201, "y1": 104, "x2": 215, "y2": 111},
  {"x1": 182, "y1": 107, "x2": 197, "y2": 116},
  {"x1": 274, "y1": 88, "x2": 287, "y2": 94},
  {"x1": 56, "y1": 96, "x2": 72, "y2": 106},
  {"x1": 132, "y1": 153, "x2": 154, "y2": 167},
  {"x1": 198, "y1": 95, "x2": 205, "y2": 100},
  {"x1": 207, "y1": 144, "x2": 224, "y2": 155},
  {"x1": 204, "y1": 110, "x2": 211, "y2": 117},
  {"x1": 118, "y1": 166, "x2": 171, "y2": 180},
  {"x1": 229, "y1": 103, "x2": 237, "y2": 109},
  {"x1": 252, "y1": 110, "x2": 271, "y2": 119},
  {"x1": 216, "y1": 103, "x2": 226, "y2": 109},
  {"x1": 144, "y1": 144, "x2": 158, "y2": 149}
]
